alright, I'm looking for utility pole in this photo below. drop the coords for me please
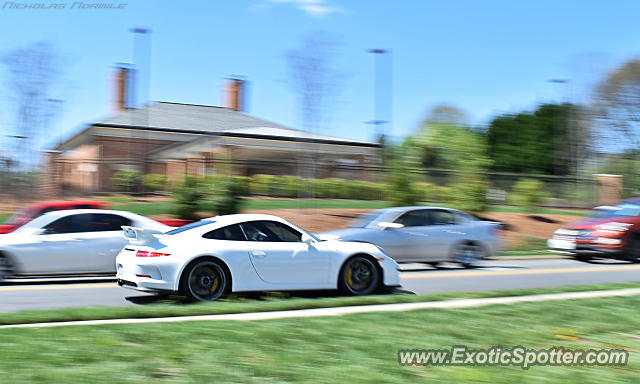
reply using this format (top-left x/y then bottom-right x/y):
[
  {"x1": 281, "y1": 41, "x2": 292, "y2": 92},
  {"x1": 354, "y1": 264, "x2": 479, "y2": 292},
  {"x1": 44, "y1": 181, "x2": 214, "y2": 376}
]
[
  {"x1": 130, "y1": 28, "x2": 151, "y2": 190},
  {"x1": 366, "y1": 49, "x2": 391, "y2": 143}
]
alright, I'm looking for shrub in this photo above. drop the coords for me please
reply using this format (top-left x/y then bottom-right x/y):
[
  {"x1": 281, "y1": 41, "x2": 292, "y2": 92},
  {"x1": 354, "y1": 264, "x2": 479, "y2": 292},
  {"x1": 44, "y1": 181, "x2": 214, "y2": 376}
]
[
  {"x1": 211, "y1": 177, "x2": 245, "y2": 215},
  {"x1": 510, "y1": 178, "x2": 547, "y2": 210},
  {"x1": 142, "y1": 174, "x2": 167, "y2": 192},
  {"x1": 451, "y1": 172, "x2": 488, "y2": 212},
  {"x1": 112, "y1": 170, "x2": 142, "y2": 193},
  {"x1": 231, "y1": 176, "x2": 251, "y2": 196},
  {"x1": 173, "y1": 177, "x2": 203, "y2": 220},
  {"x1": 387, "y1": 173, "x2": 421, "y2": 206},
  {"x1": 249, "y1": 174, "x2": 276, "y2": 196}
]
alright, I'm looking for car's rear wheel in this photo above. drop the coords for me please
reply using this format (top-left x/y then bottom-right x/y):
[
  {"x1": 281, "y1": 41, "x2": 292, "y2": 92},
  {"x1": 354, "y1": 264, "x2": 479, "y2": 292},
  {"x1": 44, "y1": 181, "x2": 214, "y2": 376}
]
[
  {"x1": 453, "y1": 242, "x2": 484, "y2": 268},
  {"x1": 0, "y1": 253, "x2": 13, "y2": 280},
  {"x1": 339, "y1": 255, "x2": 380, "y2": 295},
  {"x1": 181, "y1": 260, "x2": 229, "y2": 302}
]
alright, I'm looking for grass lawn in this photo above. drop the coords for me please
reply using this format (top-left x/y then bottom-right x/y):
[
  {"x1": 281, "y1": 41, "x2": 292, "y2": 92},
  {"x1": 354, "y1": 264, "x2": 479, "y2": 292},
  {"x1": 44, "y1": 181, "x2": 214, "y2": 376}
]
[
  {"x1": 486, "y1": 205, "x2": 588, "y2": 216},
  {"x1": 109, "y1": 197, "x2": 587, "y2": 217},
  {"x1": 110, "y1": 198, "x2": 390, "y2": 217},
  {"x1": 1, "y1": 293, "x2": 639, "y2": 383},
  {"x1": 502, "y1": 236, "x2": 550, "y2": 254},
  {"x1": 3, "y1": 281, "x2": 640, "y2": 326}
]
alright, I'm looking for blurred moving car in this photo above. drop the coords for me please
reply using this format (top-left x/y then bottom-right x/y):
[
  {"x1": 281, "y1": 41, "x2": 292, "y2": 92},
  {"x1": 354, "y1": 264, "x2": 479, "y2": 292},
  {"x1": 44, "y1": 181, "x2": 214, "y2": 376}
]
[
  {"x1": 316, "y1": 206, "x2": 502, "y2": 267},
  {"x1": 0, "y1": 209, "x2": 171, "y2": 279},
  {"x1": 0, "y1": 200, "x2": 109, "y2": 234},
  {"x1": 116, "y1": 214, "x2": 400, "y2": 301},
  {"x1": 548, "y1": 199, "x2": 640, "y2": 262}
]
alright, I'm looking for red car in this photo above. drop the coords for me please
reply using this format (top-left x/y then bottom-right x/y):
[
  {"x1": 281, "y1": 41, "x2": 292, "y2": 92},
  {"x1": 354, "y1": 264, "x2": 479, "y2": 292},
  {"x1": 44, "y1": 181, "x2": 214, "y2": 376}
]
[
  {"x1": 548, "y1": 199, "x2": 640, "y2": 262},
  {"x1": 0, "y1": 201, "x2": 109, "y2": 234}
]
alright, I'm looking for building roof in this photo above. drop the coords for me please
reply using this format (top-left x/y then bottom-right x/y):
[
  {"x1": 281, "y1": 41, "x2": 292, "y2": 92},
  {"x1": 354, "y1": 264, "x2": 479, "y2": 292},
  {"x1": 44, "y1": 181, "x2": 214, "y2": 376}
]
[{"x1": 56, "y1": 102, "x2": 378, "y2": 151}]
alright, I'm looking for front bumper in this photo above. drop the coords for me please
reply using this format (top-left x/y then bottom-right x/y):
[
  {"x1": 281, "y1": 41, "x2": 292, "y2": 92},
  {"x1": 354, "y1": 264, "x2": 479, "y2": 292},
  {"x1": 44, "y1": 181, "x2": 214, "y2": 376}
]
[{"x1": 548, "y1": 238, "x2": 627, "y2": 259}]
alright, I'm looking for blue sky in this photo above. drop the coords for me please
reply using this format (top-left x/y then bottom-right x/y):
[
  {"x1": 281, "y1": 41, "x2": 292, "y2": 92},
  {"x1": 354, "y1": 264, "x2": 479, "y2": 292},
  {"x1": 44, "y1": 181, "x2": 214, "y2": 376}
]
[{"x1": 0, "y1": 0, "x2": 638, "y2": 149}]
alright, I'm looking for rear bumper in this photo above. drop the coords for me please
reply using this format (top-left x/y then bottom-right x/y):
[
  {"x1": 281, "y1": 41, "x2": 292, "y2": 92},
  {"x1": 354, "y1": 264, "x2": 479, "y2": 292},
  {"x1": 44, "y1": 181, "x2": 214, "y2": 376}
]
[{"x1": 115, "y1": 251, "x2": 181, "y2": 293}]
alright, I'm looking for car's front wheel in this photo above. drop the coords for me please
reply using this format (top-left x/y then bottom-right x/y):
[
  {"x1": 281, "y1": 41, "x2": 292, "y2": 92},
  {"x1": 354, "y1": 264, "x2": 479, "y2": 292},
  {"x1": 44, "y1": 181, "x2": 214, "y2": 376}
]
[
  {"x1": 339, "y1": 255, "x2": 380, "y2": 295},
  {"x1": 181, "y1": 259, "x2": 229, "y2": 302},
  {"x1": 625, "y1": 235, "x2": 640, "y2": 263}
]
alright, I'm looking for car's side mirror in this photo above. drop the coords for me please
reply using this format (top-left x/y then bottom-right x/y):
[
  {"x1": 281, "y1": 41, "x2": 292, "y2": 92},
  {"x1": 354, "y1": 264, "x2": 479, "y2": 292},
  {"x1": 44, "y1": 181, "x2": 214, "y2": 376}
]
[
  {"x1": 378, "y1": 222, "x2": 404, "y2": 230},
  {"x1": 301, "y1": 235, "x2": 316, "y2": 244}
]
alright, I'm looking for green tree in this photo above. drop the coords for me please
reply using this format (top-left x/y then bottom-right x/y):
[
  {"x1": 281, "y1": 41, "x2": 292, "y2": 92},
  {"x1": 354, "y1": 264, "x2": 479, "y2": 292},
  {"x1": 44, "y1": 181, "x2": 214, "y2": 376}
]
[
  {"x1": 486, "y1": 103, "x2": 578, "y2": 175},
  {"x1": 404, "y1": 120, "x2": 491, "y2": 211}
]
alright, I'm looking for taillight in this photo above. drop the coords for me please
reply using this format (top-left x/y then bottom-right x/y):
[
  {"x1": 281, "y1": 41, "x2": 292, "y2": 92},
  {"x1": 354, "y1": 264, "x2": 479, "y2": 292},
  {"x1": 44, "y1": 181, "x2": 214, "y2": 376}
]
[{"x1": 136, "y1": 250, "x2": 171, "y2": 257}]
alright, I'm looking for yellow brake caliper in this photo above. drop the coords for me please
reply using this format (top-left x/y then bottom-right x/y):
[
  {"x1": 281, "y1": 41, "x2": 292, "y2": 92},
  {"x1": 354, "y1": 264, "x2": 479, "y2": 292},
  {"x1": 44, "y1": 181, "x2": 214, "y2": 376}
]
[
  {"x1": 210, "y1": 275, "x2": 219, "y2": 294},
  {"x1": 346, "y1": 266, "x2": 353, "y2": 288}
]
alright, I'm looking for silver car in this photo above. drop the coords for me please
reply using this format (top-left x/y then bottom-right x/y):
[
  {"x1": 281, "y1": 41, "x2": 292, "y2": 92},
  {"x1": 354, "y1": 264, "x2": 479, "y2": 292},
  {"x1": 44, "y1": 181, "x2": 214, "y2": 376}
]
[
  {"x1": 0, "y1": 209, "x2": 171, "y2": 279},
  {"x1": 317, "y1": 206, "x2": 502, "y2": 267}
]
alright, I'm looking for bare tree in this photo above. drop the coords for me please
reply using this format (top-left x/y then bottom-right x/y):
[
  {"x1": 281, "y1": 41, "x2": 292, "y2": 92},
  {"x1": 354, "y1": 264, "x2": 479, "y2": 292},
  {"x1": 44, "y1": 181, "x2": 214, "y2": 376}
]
[
  {"x1": 425, "y1": 104, "x2": 469, "y2": 126},
  {"x1": 286, "y1": 32, "x2": 344, "y2": 135},
  {"x1": 594, "y1": 58, "x2": 640, "y2": 149},
  {"x1": 285, "y1": 32, "x2": 345, "y2": 196},
  {"x1": 3, "y1": 42, "x2": 62, "y2": 172}
]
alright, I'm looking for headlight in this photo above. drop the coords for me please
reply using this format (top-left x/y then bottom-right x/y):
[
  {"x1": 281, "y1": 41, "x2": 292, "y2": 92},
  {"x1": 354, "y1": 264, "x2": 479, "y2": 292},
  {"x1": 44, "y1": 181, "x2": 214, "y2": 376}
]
[
  {"x1": 594, "y1": 222, "x2": 632, "y2": 233},
  {"x1": 595, "y1": 237, "x2": 622, "y2": 245},
  {"x1": 554, "y1": 228, "x2": 578, "y2": 236}
]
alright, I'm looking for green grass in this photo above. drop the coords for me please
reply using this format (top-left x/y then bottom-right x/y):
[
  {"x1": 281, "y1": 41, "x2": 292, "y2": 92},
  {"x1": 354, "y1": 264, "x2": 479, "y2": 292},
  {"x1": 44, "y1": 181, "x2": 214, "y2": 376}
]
[
  {"x1": 1, "y1": 293, "x2": 640, "y2": 383},
  {"x1": 107, "y1": 196, "x2": 589, "y2": 217},
  {"x1": 0, "y1": 213, "x2": 10, "y2": 224},
  {"x1": 111, "y1": 201, "x2": 178, "y2": 216},
  {"x1": 3, "y1": 281, "x2": 640, "y2": 326},
  {"x1": 110, "y1": 198, "x2": 391, "y2": 217},
  {"x1": 242, "y1": 198, "x2": 391, "y2": 210},
  {"x1": 486, "y1": 205, "x2": 587, "y2": 216},
  {"x1": 504, "y1": 236, "x2": 549, "y2": 253},
  {"x1": 101, "y1": 196, "x2": 135, "y2": 204}
]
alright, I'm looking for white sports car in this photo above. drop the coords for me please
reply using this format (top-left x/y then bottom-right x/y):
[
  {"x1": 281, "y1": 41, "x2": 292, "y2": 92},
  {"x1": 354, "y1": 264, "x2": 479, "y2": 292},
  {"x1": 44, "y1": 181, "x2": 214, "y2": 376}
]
[
  {"x1": 0, "y1": 209, "x2": 171, "y2": 278},
  {"x1": 116, "y1": 214, "x2": 400, "y2": 301}
]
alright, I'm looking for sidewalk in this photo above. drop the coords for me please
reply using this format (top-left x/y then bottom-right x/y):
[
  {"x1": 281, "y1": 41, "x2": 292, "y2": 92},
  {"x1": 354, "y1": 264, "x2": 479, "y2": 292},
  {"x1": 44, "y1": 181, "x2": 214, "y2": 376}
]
[{"x1": 3, "y1": 287, "x2": 640, "y2": 329}]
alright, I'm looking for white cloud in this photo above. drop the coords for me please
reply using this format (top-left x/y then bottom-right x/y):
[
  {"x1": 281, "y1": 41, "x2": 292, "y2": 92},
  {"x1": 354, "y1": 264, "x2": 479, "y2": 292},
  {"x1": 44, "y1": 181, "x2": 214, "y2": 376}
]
[{"x1": 266, "y1": 0, "x2": 342, "y2": 18}]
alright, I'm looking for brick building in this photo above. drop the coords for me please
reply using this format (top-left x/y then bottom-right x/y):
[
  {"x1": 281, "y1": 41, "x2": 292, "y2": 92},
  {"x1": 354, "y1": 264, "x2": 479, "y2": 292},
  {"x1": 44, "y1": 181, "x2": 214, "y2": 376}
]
[{"x1": 44, "y1": 74, "x2": 380, "y2": 194}]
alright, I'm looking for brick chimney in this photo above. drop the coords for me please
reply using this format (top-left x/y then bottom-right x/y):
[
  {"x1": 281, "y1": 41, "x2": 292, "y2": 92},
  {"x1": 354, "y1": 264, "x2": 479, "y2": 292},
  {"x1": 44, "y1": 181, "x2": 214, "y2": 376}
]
[
  {"x1": 224, "y1": 78, "x2": 245, "y2": 112},
  {"x1": 113, "y1": 65, "x2": 134, "y2": 112}
]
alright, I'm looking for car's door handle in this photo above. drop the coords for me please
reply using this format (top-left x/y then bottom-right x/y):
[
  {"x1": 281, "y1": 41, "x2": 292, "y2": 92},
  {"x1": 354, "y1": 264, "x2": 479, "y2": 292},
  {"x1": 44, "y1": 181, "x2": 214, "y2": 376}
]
[{"x1": 251, "y1": 251, "x2": 266, "y2": 258}]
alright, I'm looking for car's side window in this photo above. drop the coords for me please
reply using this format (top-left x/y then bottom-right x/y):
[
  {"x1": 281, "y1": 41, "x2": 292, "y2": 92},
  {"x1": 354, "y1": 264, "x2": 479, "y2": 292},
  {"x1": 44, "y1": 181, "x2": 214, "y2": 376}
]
[
  {"x1": 429, "y1": 210, "x2": 456, "y2": 226},
  {"x1": 203, "y1": 224, "x2": 247, "y2": 241},
  {"x1": 455, "y1": 212, "x2": 475, "y2": 224},
  {"x1": 394, "y1": 210, "x2": 430, "y2": 227},
  {"x1": 43, "y1": 214, "x2": 93, "y2": 234},
  {"x1": 241, "y1": 221, "x2": 302, "y2": 242},
  {"x1": 88, "y1": 214, "x2": 132, "y2": 232}
]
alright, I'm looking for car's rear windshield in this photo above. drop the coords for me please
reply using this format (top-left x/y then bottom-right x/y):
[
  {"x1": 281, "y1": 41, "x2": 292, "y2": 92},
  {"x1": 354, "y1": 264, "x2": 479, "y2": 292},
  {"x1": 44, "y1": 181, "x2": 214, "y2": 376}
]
[{"x1": 165, "y1": 220, "x2": 215, "y2": 235}]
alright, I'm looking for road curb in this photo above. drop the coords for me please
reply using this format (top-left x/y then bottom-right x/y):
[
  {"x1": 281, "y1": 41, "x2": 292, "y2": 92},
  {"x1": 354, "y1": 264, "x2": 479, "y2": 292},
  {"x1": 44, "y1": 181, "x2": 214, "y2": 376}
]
[{"x1": 3, "y1": 288, "x2": 640, "y2": 329}]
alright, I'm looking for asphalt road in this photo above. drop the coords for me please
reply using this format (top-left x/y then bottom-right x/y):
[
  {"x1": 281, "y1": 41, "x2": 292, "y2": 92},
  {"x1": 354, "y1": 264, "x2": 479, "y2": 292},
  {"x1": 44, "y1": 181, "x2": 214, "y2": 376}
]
[{"x1": 1, "y1": 258, "x2": 640, "y2": 314}]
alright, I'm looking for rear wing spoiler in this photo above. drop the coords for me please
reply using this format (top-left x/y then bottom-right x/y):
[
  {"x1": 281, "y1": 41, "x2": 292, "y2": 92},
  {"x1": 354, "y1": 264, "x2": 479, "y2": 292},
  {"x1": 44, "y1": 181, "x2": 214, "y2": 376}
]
[{"x1": 122, "y1": 226, "x2": 165, "y2": 244}]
